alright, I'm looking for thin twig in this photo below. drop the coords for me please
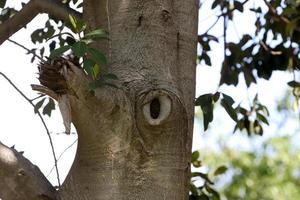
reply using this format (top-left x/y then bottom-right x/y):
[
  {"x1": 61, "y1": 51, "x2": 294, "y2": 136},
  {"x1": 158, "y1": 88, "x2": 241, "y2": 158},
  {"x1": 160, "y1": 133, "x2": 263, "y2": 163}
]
[
  {"x1": 203, "y1": 0, "x2": 250, "y2": 35},
  {"x1": 47, "y1": 139, "x2": 78, "y2": 177},
  {"x1": 8, "y1": 39, "x2": 44, "y2": 61},
  {"x1": 106, "y1": 0, "x2": 112, "y2": 62},
  {"x1": 223, "y1": 8, "x2": 227, "y2": 60},
  {"x1": 0, "y1": 72, "x2": 61, "y2": 187},
  {"x1": 30, "y1": 94, "x2": 45, "y2": 101},
  {"x1": 204, "y1": 15, "x2": 222, "y2": 35},
  {"x1": 263, "y1": 0, "x2": 300, "y2": 33}
]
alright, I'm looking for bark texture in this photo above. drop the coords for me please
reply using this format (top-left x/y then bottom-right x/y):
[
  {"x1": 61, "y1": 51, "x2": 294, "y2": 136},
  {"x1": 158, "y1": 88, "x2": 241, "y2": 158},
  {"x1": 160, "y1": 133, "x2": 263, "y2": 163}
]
[
  {"x1": 0, "y1": 0, "x2": 198, "y2": 199},
  {"x1": 59, "y1": 0, "x2": 198, "y2": 199}
]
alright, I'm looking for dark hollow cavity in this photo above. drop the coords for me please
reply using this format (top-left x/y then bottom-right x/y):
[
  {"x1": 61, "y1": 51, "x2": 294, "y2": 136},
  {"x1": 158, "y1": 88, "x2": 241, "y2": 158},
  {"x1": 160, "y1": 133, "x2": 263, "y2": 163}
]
[{"x1": 150, "y1": 98, "x2": 160, "y2": 119}]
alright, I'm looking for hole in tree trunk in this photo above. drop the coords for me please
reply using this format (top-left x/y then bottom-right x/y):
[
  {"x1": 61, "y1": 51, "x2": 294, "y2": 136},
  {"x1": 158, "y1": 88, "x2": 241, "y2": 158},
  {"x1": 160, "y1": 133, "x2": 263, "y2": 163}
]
[{"x1": 150, "y1": 98, "x2": 160, "y2": 119}]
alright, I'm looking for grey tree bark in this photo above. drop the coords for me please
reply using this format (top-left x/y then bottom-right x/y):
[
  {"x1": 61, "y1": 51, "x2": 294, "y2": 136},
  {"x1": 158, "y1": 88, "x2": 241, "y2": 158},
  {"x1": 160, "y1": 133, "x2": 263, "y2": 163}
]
[{"x1": 0, "y1": 0, "x2": 198, "y2": 199}]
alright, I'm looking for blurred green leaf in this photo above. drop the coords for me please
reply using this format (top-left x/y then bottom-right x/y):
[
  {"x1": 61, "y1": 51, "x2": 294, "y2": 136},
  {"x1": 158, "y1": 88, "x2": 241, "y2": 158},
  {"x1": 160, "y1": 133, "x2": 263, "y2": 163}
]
[
  {"x1": 34, "y1": 98, "x2": 46, "y2": 114},
  {"x1": 221, "y1": 97, "x2": 237, "y2": 122},
  {"x1": 103, "y1": 73, "x2": 118, "y2": 80},
  {"x1": 212, "y1": 0, "x2": 220, "y2": 9},
  {"x1": 0, "y1": 0, "x2": 6, "y2": 8},
  {"x1": 205, "y1": 184, "x2": 220, "y2": 200},
  {"x1": 87, "y1": 48, "x2": 107, "y2": 65},
  {"x1": 234, "y1": 1, "x2": 244, "y2": 12},
  {"x1": 42, "y1": 98, "x2": 55, "y2": 117},
  {"x1": 71, "y1": 41, "x2": 87, "y2": 57},
  {"x1": 257, "y1": 113, "x2": 269, "y2": 125},
  {"x1": 83, "y1": 59, "x2": 96, "y2": 77},
  {"x1": 222, "y1": 93, "x2": 234, "y2": 105},
  {"x1": 253, "y1": 120, "x2": 263, "y2": 135},
  {"x1": 195, "y1": 94, "x2": 214, "y2": 131},
  {"x1": 192, "y1": 172, "x2": 213, "y2": 184},
  {"x1": 49, "y1": 45, "x2": 71, "y2": 58},
  {"x1": 84, "y1": 28, "x2": 108, "y2": 39},
  {"x1": 68, "y1": 14, "x2": 77, "y2": 30},
  {"x1": 192, "y1": 151, "x2": 200, "y2": 162},
  {"x1": 214, "y1": 165, "x2": 228, "y2": 176},
  {"x1": 287, "y1": 81, "x2": 300, "y2": 88}
]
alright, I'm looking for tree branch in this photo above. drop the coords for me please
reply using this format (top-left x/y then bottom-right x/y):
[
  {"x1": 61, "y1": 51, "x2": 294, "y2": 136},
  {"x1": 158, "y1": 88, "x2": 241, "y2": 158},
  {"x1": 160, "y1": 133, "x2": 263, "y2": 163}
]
[
  {"x1": 0, "y1": 72, "x2": 61, "y2": 187},
  {"x1": 0, "y1": 142, "x2": 57, "y2": 200},
  {"x1": 8, "y1": 38, "x2": 44, "y2": 61},
  {"x1": 263, "y1": 0, "x2": 300, "y2": 33},
  {"x1": 0, "y1": 0, "x2": 82, "y2": 45}
]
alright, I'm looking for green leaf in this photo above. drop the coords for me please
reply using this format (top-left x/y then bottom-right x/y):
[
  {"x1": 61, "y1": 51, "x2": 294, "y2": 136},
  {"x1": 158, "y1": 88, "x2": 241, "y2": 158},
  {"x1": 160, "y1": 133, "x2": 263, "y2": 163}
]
[
  {"x1": 257, "y1": 103, "x2": 270, "y2": 116},
  {"x1": 257, "y1": 113, "x2": 269, "y2": 125},
  {"x1": 84, "y1": 28, "x2": 108, "y2": 39},
  {"x1": 43, "y1": 98, "x2": 55, "y2": 117},
  {"x1": 83, "y1": 59, "x2": 96, "y2": 77},
  {"x1": 76, "y1": 20, "x2": 86, "y2": 32},
  {"x1": 31, "y1": 29, "x2": 44, "y2": 44},
  {"x1": 204, "y1": 53, "x2": 212, "y2": 66},
  {"x1": 213, "y1": 92, "x2": 220, "y2": 102},
  {"x1": 212, "y1": 0, "x2": 221, "y2": 9},
  {"x1": 46, "y1": 32, "x2": 75, "y2": 42},
  {"x1": 93, "y1": 64, "x2": 100, "y2": 78},
  {"x1": 88, "y1": 81, "x2": 97, "y2": 91},
  {"x1": 221, "y1": 97, "x2": 237, "y2": 122},
  {"x1": 237, "y1": 106, "x2": 248, "y2": 115},
  {"x1": 192, "y1": 172, "x2": 213, "y2": 184},
  {"x1": 198, "y1": 194, "x2": 209, "y2": 200},
  {"x1": 87, "y1": 48, "x2": 107, "y2": 65},
  {"x1": 49, "y1": 45, "x2": 71, "y2": 58},
  {"x1": 254, "y1": 120, "x2": 263, "y2": 135},
  {"x1": 102, "y1": 82, "x2": 119, "y2": 89},
  {"x1": 249, "y1": 7, "x2": 262, "y2": 13},
  {"x1": 83, "y1": 59, "x2": 100, "y2": 79},
  {"x1": 233, "y1": 119, "x2": 244, "y2": 133},
  {"x1": 34, "y1": 98, "x2": 46, "y2": 113},
  {"x1": 234, "y1": 1, "x2": 244, "y2": 12},
  {"x1": 195, "y1": 93, "x2": 213, "y2": 106},
  {"x1": 222, "y1": 93, "x2": 234, "y2": 105},
  {"x1": 76, "y1": 2, "x2": 83, "y2": 8},
  {"x1": 205, "y1": 184, "x2": 220, "y2": 200},
  {"x1": 71, "y1": 41, "x2": 87, "y2": 57},
  {"x1": 103, "y1": 73, "x2": 118, "y2": 80},
  {"x1": 287, "y1": 81, "x2": 300, "y2": 88},
  {"x1": 0, "y1": 0, "x2": 6, "y2": 8},
  {"x1": 214, "y1": 165, "x2": 228, "y2": 176},
  {"x1": 285, "y1": 17, "x2": 300, "y2": 37},
  {"x1": 196, "y1": 94, "x2": 214, "y2": 131},
  {"x1": 196, "y1": 94, "x2": 215, "y2": 130},
  {"x1": 191, "y1": 151, "x2": 200, "y2": 162},
  {"x1": 190, "y1": 183, "x2": 199, "y2": 196},
  {"x1": 68, "y1": 14, "x2": 77, "y2": 30},
  {"x1": 192, "y1": 160, "x2": 202, "y2": 168}
]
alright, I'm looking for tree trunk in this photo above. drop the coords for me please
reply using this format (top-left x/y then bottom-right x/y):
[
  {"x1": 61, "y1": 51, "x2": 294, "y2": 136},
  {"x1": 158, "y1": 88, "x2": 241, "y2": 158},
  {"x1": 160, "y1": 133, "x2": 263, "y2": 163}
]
[
  {"x1": 59, "y1": 0, "x2": 198, "y2": 199},
  {"x1": 0, "y1": 0, "x2": 198, "y2": 199}
]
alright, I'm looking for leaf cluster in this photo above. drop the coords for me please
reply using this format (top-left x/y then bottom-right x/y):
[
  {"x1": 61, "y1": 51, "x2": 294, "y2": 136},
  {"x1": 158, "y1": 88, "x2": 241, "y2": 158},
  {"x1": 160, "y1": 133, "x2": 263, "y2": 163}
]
[
  {"x1": 197, "y1": 0, "x2": 300, "y2": 135},
  {"x1": 33, "y1": 97, "x2": 55, "y2": 117},
  {"x1": 190, "y1": 150, "x2": 227, "y2": 200}
]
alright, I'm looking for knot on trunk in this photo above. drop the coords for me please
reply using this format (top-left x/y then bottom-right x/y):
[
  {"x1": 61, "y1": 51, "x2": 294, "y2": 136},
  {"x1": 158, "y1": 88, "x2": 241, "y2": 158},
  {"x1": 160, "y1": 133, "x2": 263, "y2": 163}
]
[{"x1": 38, "y1": 57, "x2": 79, "y2": 95}]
